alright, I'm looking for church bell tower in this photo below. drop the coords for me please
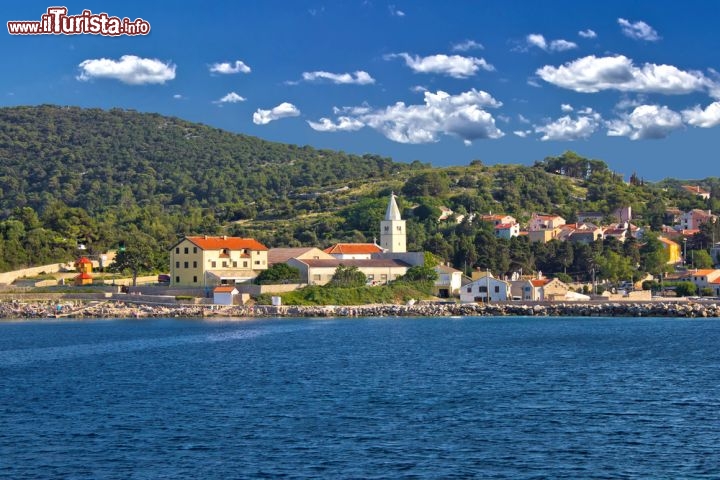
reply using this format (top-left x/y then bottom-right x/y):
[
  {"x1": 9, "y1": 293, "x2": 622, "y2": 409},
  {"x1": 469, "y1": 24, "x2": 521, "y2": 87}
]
[{"x1": 380, "y1": 192, "x2": 406, "y2": 253}]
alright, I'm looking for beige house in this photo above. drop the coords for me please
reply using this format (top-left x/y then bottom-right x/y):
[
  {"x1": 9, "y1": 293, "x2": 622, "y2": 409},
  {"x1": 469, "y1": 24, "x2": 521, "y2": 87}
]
[
  {"x1": 528, "y1": 228, "x2": 561, "y2": 243},
  {"x1": 169, "y1": 236, "x2": 268, "y2": 286},
  {"x1": 288, "y1": 258, "x2": 410, "y2": 286},
  {"x1": 323, "y1": 243, "x2": 384, "y2": 260},
  {"x1": 542, "y1": 278, "x2": 571, "y2": 301}
]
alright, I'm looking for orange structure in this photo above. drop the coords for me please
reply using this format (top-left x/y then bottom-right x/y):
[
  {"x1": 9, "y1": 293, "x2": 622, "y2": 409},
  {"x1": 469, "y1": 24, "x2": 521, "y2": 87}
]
[{"x1": 74, "y1": 257, "x2": 93, "y2": 286}]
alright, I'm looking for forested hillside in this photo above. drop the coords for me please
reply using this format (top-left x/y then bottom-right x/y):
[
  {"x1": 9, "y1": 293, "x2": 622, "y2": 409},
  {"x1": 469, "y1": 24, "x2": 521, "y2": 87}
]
[{"x1": 0, "y1": 105, "x2": 718, "y2": 280}]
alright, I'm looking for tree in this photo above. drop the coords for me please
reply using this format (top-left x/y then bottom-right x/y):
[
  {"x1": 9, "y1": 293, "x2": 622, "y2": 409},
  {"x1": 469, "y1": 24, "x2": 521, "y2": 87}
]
[
  {"x1": 674, "y1": 282, "x2": 697, "y2": 297},
  {"x1": 595, "y1": 251, "x2": 634, "y2": 283},
  {"x1": 402, "y1": 171, "x2": 450, "y2": 197},
  {"x1": 328, "y1": 264, "x2": 366, "y2": 288},
  {"x1": 109, "y1": 235, "x2": 158, "y2": 286},
  {"x1": 255, "y1": 263, "x2": 301, "y2": 284},
  {"x1": 401, "y1": 265, "x2": 438, "y2": 282},
  {"x1": 690, "y1": 249, "x2": 714, "y2": 269}
]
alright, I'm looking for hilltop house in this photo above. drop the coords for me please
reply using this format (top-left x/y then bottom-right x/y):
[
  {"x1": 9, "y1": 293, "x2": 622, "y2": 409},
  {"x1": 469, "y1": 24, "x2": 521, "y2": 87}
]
[
  {"x1": 169, "y1": 236, "x2": 268, "y2": 287},
  {"x1": 682, "y1": 185, "x2": 711, "y2": 200},
  {"x1": 678, "y1": 209, "x2": 716, "y2": 231},
  {"x1": 529, "y1": 213, "x2": 566, "y2": 232},
  {"x1": 658, "y1": 237, "x2": 681, "y2": 264}
]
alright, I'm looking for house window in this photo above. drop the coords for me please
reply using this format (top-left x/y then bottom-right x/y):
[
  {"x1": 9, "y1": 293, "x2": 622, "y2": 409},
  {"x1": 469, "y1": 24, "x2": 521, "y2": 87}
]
[
  {"x1": 222, "y1": 261, "x2": 228, "y2": 267},
  {"x1": 254, "y1": 260, "x2": 260, "y2": 265},
  {"x1": 193, "y1": 261, "x2": 197, "y2": 268},
  {"x1": 184, "y1": 247, "x2": 189, "y2": 254},
  {"x1": 243, "y1": 261, "x2": 248, "y2": 268},
  {"x1": 396, "y1": 226, "x2": 401, "y2": 231},
  {"x1": 222, "y1": 248, "x2": 230, "y2": 256},
  {"x1": 193, "y1": 247, "x2": 197, "y2": 253},
  {"x1": 175, "y1": 276, "x2": 180, "y2": 283},
  {"x1": 211, "y1": 261, "x2": 216, "y2": 268},
  {"x1": 313, "y1": 274, "x2": 321, "y2": 281},
  {"x1": 367, "y1": 274, "x2": 375, "y2": 281},
  {"x1": 384, "y1": 226, "x2": 389, "y2": 232},
  {"x1": 232, "y1": 261, "x2": 237, "y2": 267},
  {"x1": 175, "y1": 261, "x2": 179, "y2": 268},
  {"x1": 381, "y1": 274, "x2": 388, "y2": 282},
  {"x1": 494, "y1": 286, "x2": 500, "y2": 293},
  {"x1": 466, "y1": 287, "x2": 472, "y2": 293},
  {"x1": 478, "y1": 286, "x2": 487, "y2": 293},
  {"x1": 184, "y1": 262, "x2": 189, "y2": 268},
  {"x1": 175, "y1": 247, "x2": 179, "y2": 254},
  {"x1": 193, "y1": 276, "x2": 197, "y2": 283}
]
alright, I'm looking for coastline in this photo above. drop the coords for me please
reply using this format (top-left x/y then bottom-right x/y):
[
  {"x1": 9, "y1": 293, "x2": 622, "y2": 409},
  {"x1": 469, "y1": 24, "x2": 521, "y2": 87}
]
[{"x1": 2, "y1": 299, "x2": 720, "y2": 320}]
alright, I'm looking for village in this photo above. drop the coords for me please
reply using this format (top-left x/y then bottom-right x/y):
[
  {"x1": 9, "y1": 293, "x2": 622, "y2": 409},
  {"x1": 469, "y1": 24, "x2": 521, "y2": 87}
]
[{"x1": 4, "y1": 185, "x2": 718, "y2": 311}]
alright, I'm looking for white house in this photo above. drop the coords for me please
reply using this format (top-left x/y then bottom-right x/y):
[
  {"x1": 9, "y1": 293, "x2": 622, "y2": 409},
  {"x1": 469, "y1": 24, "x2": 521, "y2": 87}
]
[
  {"x1": 433, "y1": 264, "x2": 465, "y2": 298},
  {"x1": 495, "y1": 223, "x2": 520, "y2": 239},
  {"x1": 460, "y1": 272, "x2": 510, "y2": 303},
  {"x1": 213, "y1": 285, "x2": 239, "y2": 305}
]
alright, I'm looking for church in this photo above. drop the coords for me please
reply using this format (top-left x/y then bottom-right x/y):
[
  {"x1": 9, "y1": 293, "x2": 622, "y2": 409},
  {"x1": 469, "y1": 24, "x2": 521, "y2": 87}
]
[{"x1": 288, "y1": 193, "x2": 425, "y2": 285}]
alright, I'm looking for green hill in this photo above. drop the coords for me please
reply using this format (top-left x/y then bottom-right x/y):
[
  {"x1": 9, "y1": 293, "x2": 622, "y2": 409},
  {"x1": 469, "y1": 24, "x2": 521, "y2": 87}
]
[{"x1": 0, "y1": 105, "x2": 718, "y2": 279}]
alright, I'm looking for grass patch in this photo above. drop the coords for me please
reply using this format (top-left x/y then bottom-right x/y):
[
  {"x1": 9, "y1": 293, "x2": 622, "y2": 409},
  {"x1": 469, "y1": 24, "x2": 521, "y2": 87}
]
[{"x1": 256, "y1": 281, "x2": 435, "y2": 306}]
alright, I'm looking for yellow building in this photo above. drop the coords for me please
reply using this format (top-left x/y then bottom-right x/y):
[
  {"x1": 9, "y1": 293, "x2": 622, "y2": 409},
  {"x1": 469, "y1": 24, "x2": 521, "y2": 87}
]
[
  {"x1": 658, "y1": 236, "x2": 681, "y2": 264},
  {"x1": 169, "y1": 236, "x2": 269, "y2": 286}
]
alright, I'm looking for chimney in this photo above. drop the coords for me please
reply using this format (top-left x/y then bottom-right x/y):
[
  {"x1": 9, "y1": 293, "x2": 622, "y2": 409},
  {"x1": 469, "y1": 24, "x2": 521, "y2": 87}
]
[{"x1": 222, "y1": 235, "x2": 227, "y2": 240}]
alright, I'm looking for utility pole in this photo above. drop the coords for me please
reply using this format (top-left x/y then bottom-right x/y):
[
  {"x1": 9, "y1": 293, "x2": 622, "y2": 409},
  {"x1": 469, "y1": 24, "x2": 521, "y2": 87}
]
[{"x1": 486, "y1": 268, "x2": 491, "y2": 303}]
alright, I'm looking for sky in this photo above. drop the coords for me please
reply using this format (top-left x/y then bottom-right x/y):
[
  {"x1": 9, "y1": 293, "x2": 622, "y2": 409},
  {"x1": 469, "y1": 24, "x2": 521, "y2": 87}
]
[{"x1": 3, "y1": 0, "x2": 720, "y2": 180}]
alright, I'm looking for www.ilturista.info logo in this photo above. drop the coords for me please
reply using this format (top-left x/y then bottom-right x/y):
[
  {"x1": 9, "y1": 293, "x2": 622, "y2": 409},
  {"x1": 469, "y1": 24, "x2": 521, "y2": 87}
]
[{"x1": 7, "y1": 7, "x2": 150, "y2": 36}]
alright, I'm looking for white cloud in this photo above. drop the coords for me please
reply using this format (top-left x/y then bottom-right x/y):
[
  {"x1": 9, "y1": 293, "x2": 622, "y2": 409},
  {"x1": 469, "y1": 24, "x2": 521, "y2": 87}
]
[
  {"x1": 526, "y1": 34, "x2": 578, "y2": 52},
  {"x1": 301, "y1": 70, "x2": 375, "y2": 85},
  {"x1": 307, "y1": 116, "x2": 365, "y2": 132},
  {"x1": 389, "y1": 4, "x2": 405, "y2": 16},
  {"x1": 173, "y1": 94, "x2": 183, "y2": 99},
  {"x1": 77, "y1": 55, "x2": 175, "y2": 85},
  {"x1": 535, "y1": 109, "x2": 602, "y2": 141},
  {"x1": 618, "y1": 18, "x2": 660, "y2": 42},
  {"x1": 607, "y1": 105, "x2": 683, "y2": 140},
  {"x1": 252, "y1": 102, "x2": 300, "y2": 125},
  {"x1": 410, "y1": 85, "x2": 427, "y2": 93},
  {"x1": 561, "y1": 104, "x2": 574, "y2": 112},
  {"x1": 682, "y1": 102, "x2": 720, "y2": 128},
  {"x1": 578, "y1": 29, "x2": 597, "y2": 39},
  {"x1": 452, "y1": 39, "x2": 484, "y2": 52},
  {"x1": 386, "y1": 53, "x2": 494, "y2": 78},
  {"x1": 308, "y1": 88, "x2": 504, "y2": 144},
  {"x1": 209, "y1": 60, "x2": 251, "y2": 74},
  {"x1": 513, "y1": 130, "x2": 532, "y2": 138},
  {"x1": 518, "y1": 114, "x2": 531, "y2": 124},
  {"x1": 537, "y1": 55, "x2": 716, "y2": 95},
  {"x1": 214, "y1": 92, "x2": 246, "y2": 104}
]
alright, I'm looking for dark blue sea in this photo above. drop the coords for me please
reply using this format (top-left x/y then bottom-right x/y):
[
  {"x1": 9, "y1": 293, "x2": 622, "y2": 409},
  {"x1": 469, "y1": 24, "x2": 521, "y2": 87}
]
[{"x1": 1, "y1": 316, "x2": 720, "y2": 479}]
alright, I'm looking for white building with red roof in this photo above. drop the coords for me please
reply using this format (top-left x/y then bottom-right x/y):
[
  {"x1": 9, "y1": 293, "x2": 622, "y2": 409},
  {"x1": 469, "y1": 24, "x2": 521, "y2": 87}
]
[
  {"x1": 528, "y1": 213, "x2": 566, "y2": 232},
  {"x1": 169, "y1": 235, "x2": 269, "y2": 286}
]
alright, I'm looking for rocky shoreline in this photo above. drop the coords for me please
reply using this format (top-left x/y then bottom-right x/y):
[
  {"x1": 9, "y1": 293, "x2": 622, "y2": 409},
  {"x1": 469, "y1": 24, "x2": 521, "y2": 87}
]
[{"x1": 2, "y1": 299, "x2": 720, "y2": 319}]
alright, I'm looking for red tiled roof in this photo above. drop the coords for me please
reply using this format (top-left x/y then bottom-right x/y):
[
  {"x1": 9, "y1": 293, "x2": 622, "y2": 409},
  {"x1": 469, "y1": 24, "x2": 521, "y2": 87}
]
[
  {"x1": 687, "y1": 269, "x2": 718, "y2": 277},
  {"x1": 213, "y1": 286, "x2": 238, "y2": 293},
  {"x1": 531, "y1": 279, "x2": 549, "y2": 287},
  {"x1": 683, "y1": 185, "x2": 709, "y2": 194},
  {"x1": 495, "y1": 223, "x2": 516, "y2": 229},
  {"x1": 323, "y1": 243, "x2": 383, "y2": 255},
  {"x1": 185, "y1": 236, "x2": 268, "y2": 251}
]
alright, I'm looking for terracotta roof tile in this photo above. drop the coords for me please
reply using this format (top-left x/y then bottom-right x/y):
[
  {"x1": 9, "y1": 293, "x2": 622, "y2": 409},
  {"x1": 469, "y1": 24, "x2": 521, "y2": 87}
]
[{"x1": 185, "y1": 236, "x2": 268, "y2": 251}]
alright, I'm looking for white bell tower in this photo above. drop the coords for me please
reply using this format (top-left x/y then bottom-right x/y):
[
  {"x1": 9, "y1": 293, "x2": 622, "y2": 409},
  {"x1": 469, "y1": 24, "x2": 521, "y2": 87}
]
[{"x1": 380, "y1": 192, "x2": 406, "y2": 253}]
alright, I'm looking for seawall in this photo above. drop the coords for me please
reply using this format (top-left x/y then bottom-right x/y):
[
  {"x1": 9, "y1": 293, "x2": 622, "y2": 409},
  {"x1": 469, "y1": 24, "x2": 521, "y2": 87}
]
[{"x1": 2, "y1": 299, "x2": 720, "y2": 319}]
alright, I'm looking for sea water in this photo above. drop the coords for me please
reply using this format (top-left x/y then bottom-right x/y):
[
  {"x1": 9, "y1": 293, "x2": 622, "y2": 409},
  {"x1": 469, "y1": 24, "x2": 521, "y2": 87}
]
[{"x1": 1, "y1": 316, "x2": 719, "y2": 479}]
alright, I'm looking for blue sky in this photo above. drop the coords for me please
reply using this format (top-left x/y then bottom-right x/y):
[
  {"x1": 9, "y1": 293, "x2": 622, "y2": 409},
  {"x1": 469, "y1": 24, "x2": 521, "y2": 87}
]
[{"x1": 3, "y1": 1, "x2": 720, "y2": 180}]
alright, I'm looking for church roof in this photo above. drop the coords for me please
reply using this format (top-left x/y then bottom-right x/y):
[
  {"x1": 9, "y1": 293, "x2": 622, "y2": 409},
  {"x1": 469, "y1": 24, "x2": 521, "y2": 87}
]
[{"x1": 385, "y1": 193, "x2": 402, "y2": 221}]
